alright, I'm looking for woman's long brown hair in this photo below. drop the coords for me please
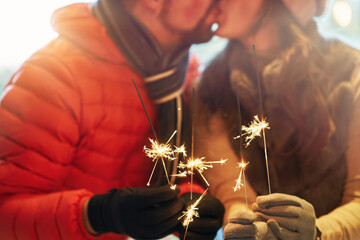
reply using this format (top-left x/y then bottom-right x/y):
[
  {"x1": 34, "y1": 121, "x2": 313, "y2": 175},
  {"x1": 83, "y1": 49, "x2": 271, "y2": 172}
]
[{"x1": 197, "y1": 0, "x2": 338, "y2": 156}]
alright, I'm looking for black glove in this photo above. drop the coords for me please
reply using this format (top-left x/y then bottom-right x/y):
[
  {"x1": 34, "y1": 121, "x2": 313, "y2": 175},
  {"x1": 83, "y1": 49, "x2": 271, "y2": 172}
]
[
  {"x1": 178, "y1": 192, "x2": 225, "y2": 240},
  {"x1": 87, "y1": 185, "x2": 185, "y2": 239}
]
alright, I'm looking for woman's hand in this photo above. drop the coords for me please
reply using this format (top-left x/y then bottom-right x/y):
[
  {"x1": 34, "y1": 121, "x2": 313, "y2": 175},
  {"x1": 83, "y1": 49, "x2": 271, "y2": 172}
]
[
  {"x1": 252, "y1": 193, "x2": 317, "y2": 240},
  {"x1": 224, "y1": 210, "x2": 277, "y2": 240}
]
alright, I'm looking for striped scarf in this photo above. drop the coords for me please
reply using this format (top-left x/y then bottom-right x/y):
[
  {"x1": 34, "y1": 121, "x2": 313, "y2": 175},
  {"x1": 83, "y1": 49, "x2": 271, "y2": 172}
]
[{"x1": 92, "y1": 0, "x2": 190, "y2": 185}]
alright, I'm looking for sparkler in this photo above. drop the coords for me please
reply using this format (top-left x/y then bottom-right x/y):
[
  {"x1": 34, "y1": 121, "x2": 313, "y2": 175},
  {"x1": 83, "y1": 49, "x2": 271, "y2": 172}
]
[
  {"x1": 235, "y1": 115, "x2": 270, "y2": 147},
  {"x1": 190, "y1": 88, "x2": 196, "y2": 199},
  {"x1": 253, "y1": 44, "x2": 272, "y2": 194},
  {"x1": 178, "y1": 188, "x2": 209, "y2": 240},
  {"x1": 234, "y1": 160, "x2": 249, "y2": 211},
  {"x1": 131, "y1": 77, "x2": 177, "y2": 188},
  {"x1": 178, "y1": 158, "x2": 227, "y2": 187},
  {"x1": 175, "y1": 89, "x2": 226, "y2": 239},
  {"x1": 181, "y1": 89, "x2": 228, "y2": 200},
  {"x1": 144, "y1": 130, "x2": 177, "y2": 187},
  {"x1": 233, "y1": 90, "x2": 249, "y2": 211},
  {"x1": 234, "y1": 161, "x2": 249, "y2": 192}
]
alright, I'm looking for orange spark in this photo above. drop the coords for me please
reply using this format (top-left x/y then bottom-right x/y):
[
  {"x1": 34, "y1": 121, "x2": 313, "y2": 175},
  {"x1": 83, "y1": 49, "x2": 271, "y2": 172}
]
[
  {"x1": 178, "y1": 158, "x2": 227, "y2": 186},
  {"x1": 234, "y1": 160, "x2": 249, "y2": 192},
  {"x1": 174, "y1": 145, "x2": 187, "y2": 157},
  {"x1": 234, "y1": 115, "x2": 269, "y2": 147},
  {"x1": 145, "y1": 131, "x2": 177, "y2": 187}
]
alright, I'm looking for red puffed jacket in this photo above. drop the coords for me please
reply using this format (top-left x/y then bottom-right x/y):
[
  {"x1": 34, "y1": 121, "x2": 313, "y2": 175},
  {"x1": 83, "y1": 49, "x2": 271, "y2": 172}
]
[{"x1": 0, "y1": 3, "x2": 201, "y2": 240}]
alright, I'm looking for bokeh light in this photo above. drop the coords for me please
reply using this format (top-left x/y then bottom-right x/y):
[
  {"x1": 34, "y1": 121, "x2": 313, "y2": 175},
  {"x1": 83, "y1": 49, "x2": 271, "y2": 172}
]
[
  {"x1": 0, "y1": 0, "x2": 96, "y2": 67},
  {"x1": 332, "y1": 0, "x2": 352, "y2": 28}
]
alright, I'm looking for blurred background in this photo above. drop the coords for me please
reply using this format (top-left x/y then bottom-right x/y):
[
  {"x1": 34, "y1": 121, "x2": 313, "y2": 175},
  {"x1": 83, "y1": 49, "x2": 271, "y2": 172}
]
[{"x1": 0, "y1": 0, "x2": 359, "y2": 92}]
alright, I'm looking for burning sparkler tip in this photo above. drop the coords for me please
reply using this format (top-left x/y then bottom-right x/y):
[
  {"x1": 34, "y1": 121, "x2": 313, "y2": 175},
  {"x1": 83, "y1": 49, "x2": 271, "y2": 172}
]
[
  {"x1": 220, "y1": 159, "x2": 228, "y2": 165},
  {"x1": 238, "y1": 161, "x2": 249, "y2": 169},
  {"x1": 241, "y1": 115, "x2": 270, "y2": 147}
]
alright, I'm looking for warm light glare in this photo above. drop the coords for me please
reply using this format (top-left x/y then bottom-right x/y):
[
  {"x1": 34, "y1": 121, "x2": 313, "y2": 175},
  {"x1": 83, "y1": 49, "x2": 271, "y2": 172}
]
[
  {"x1": 0, "y1": 0, "x2": 96, "y2": 67},
  {"x1": 332, "y1": 1, "x2": 352, "y2": 28}
]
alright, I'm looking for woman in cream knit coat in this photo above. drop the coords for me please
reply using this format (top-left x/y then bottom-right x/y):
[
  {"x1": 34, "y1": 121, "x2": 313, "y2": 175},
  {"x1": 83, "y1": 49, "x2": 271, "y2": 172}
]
[{"x1": 195, "y1": 0, "x2": 360, "y2": 239}]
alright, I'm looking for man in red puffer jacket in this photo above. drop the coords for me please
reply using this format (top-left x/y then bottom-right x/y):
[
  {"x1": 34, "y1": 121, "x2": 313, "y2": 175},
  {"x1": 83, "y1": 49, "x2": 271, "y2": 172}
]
[{"x1": 0, "y1": 0, "x2": 225, "y2": 239}]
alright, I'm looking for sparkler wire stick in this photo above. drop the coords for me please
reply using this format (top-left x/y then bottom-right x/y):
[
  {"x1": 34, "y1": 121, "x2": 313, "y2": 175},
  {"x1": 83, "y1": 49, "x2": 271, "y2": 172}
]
[
  {"x1": 160, "y1": 130, "x2": 177, "y2": 186},
  {"x1": 131, "y1": 77, "x2": 172, "y2": 187},
  {"x1": 147, "y1": 158, "x2": 160, "y2": 186},
  {"x1": 236, "y1": 90, "x2": 249, "y2": 211},
  {"x1": 252, "y1": 45, "x2": 272, "y2": 194},
  {"x1": 236, "y1": 90, "x2": 244, "y2": 165},
  {"x1": 243, "y1": 167, "x2": 248, "y2": 211},
  {"x1": 191, "y1": 88, "x2": 195, "y2": 200},
  {"x1": 145, "y1": 132, "x2": 177, "y2": 187},
  {"x1": 131, "y1": 78, "x2": 158, "y2": 141}
]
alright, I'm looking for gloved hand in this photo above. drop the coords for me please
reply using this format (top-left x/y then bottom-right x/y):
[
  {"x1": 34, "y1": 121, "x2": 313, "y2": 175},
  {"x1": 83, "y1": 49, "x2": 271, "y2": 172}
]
[
  {"x1": 252, "y1": 193, "x2": 316, "y2": 240},
  {"x1": 224, "y1": 210, "x2": 278, "y2": 240},
  {"x1": 178, "y1": 192, "x2": 225, "y2": 240},
  {"x1": 87, "y1": 185, "x2": 184, "y2": 239}
]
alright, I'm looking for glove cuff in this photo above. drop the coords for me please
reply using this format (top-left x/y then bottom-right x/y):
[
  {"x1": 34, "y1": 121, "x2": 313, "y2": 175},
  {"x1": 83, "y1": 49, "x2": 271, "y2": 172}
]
[{"x1": 87, "y1": 189, "x2": 117, "y2": 234}]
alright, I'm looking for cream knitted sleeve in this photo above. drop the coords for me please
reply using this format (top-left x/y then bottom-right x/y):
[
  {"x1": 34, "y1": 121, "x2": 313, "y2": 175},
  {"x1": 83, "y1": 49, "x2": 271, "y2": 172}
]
[{"x1": 316, "y1": 68, "x2": 360, "y2": 240}]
